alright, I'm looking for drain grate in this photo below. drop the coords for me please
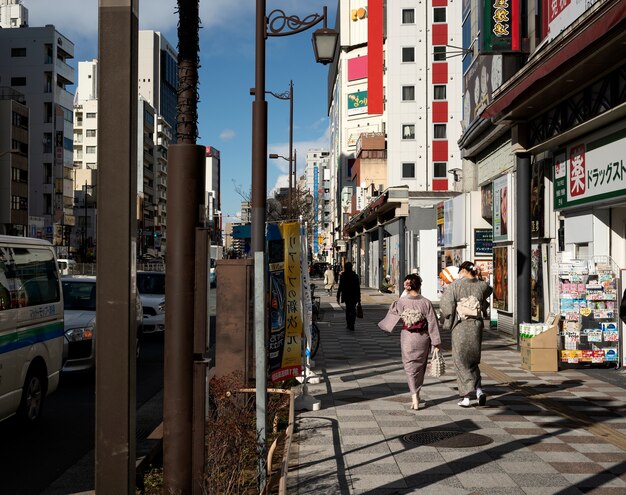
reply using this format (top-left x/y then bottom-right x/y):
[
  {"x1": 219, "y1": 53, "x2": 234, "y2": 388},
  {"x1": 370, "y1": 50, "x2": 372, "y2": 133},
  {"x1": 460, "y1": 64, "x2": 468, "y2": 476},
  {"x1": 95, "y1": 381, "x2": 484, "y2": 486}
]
[{"x1": 402, "y1": 430, "x2": 493, "y2": 448}]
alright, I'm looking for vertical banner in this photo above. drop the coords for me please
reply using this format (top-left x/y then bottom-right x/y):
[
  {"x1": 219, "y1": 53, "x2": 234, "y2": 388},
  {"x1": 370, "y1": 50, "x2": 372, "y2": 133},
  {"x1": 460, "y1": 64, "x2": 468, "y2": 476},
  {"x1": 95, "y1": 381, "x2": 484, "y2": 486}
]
[
  {"x1": 481, "y1": 183, "x2": 493, "y2": 221},
  {"x1": 268, "y1": 222, "x2": 303, "y2": 383},
  {"x1": 530, "y1": 244, "x2": 546, "y2": 322},
  {"x1": 531, "y1": 158, "x2": 546, "y2": 238},
  {"x1": 436, "y1": 202, "x2": 444, "y2": 247},
  {"x1": 493, "y1": 175, "x2": 510, "y2": 241},
  {"x1": 493, "y1": 246, "x2": 509, "y2": 311}
]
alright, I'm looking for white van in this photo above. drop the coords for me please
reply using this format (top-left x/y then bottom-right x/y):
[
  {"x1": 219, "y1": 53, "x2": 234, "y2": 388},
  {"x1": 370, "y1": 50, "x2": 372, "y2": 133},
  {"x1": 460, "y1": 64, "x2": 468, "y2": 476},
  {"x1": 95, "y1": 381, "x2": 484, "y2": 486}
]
[
  {"x1": 57, "y1": 258, "x2": 77, "y2": 275},
  {"x1": 0, "y1": 236, "x2": 64, "y2": 424}
]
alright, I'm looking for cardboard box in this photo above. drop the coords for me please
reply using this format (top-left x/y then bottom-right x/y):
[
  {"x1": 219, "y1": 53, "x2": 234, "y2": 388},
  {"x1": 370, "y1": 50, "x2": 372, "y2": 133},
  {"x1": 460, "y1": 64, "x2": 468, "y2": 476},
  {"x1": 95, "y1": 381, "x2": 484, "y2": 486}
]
[
  {"x1": 521, "y1": 347, "x2": 558, "y2": 372},
  {"x1": 520, "y1": 323, "x2": 558, "y2": 350}
]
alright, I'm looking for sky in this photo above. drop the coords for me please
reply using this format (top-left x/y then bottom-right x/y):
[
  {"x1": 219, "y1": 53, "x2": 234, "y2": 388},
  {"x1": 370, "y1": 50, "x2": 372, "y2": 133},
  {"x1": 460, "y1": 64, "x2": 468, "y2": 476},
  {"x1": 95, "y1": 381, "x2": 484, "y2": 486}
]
[{"x1": 26, "y1": 0, "x2": 335, "y2": 223}]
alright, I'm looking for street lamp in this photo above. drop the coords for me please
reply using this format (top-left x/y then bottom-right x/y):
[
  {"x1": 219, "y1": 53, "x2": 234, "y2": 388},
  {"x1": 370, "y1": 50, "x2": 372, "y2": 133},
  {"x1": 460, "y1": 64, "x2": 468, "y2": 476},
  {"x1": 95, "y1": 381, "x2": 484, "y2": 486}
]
[
  {"x1": 251, "y1": 2, "x2": 337, "y2": 490},
  {"x1": 267, "y1": 80, "x2": 294, "y2": 214},
  {"x1": 269, "y1": 148, "x2": 297, "y2": 215}
]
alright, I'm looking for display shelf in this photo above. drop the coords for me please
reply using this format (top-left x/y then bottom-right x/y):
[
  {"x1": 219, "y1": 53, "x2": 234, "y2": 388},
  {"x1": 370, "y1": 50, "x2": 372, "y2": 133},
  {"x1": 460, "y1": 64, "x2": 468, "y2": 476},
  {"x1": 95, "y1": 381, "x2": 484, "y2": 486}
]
[{"x1": 555, "y1": 255, "x2": 620, "y2": 367}]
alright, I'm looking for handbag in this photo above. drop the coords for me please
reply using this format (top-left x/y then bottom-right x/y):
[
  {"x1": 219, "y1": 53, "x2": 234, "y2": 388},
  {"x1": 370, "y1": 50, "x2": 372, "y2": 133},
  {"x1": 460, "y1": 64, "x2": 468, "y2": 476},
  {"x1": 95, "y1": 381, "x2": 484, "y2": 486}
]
[
  {"x1": 356, "y1": 302, "x2": 364, "y2": 318},
  {"x1": 428, "y1": 348, "x2": 446, "y2": 378}
]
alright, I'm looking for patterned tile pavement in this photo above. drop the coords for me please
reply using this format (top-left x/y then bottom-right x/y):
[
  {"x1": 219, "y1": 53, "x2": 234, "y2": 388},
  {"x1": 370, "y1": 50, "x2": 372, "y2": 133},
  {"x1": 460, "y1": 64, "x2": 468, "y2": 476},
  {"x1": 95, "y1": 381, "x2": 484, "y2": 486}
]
[{"x1": 288, "y1": 286, "x2": 626, "y2": 495}]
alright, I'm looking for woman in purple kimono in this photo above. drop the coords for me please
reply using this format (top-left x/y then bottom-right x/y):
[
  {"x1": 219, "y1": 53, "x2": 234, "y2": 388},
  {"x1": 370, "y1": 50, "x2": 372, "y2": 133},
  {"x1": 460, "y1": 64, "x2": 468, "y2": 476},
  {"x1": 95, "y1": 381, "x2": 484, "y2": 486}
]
[{"x1": 378, "y1": 274, "x2": 441, "y2": 410}]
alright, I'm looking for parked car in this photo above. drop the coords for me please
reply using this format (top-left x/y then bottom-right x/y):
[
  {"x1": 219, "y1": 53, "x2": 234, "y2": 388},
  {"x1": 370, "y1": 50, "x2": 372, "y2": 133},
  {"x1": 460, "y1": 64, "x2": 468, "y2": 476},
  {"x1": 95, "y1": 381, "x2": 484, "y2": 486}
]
[
  {"x1": 210, "y1": 259, "x2": 217, "y2": 287},
  {"x1": 137, "y1": 271, "x2": 166, "y2": 334},
  {"x1": 61, "y1": 276, "x2": 143, "y2": 372}
]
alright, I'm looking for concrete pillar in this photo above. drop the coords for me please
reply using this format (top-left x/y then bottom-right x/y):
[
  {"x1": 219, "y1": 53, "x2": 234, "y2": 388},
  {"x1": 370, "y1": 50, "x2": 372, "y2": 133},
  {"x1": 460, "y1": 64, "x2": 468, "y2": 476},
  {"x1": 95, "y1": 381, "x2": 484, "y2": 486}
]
[
  {"x1": 399, "y1": 217, "x2": 406, "y2": 281},
  {"x1": 364, "y1": 231, "x2": 370, "y2": 287}
]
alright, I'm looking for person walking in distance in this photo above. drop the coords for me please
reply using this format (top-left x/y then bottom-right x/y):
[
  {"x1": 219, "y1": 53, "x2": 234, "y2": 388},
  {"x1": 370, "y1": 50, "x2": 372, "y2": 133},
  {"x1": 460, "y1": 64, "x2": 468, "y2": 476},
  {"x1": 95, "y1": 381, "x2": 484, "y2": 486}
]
[
  {"x1": 323, "y1": 265, "x2": 336, "y2": 295},
  {"x1": 336, "y1": 261, "x2": 361, "y2": 330},
  {"x1": 378, "y1": 274, "x2": 441, "y2": 410},
  {"x1": 440, "y1": 261, "x2": 492, "y2": 407}
]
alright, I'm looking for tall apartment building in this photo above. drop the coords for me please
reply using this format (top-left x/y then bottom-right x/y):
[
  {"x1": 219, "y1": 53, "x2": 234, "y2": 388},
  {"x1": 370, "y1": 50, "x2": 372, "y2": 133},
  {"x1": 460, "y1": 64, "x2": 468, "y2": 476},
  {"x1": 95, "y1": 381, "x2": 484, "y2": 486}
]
[
  {"x1": 0, "y1": 87, "x2": 29, "y2": 236},
  {"x1": 71, "y1": 32, "x2": 175, "y2": 259},
  {"x1": 0, "y1": 0, "x2": 27, "y2": 28},
  {"x1": 305, "y1": 149, "x2": 331, "y2": 260},
  {"x1": 138, "y1": 30, "x2": 178, "y2": 140},
  {"x1": 0, "y1": 19, "x2": 75, "y2": 254},
  {"x1": 327, "y1": 0, "x2": 462, "y2": 297}
]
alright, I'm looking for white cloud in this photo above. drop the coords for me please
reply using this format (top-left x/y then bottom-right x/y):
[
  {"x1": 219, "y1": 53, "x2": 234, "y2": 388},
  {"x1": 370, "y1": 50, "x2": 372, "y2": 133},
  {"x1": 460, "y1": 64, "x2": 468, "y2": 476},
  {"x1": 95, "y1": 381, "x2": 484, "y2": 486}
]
[{"x1": 219, "y1": 129, "x2": 235, "y2": 140}]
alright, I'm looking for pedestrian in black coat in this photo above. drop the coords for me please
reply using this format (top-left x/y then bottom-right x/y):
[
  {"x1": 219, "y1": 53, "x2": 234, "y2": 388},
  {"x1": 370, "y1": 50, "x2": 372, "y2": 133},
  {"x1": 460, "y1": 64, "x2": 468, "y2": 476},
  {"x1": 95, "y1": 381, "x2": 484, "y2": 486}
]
[{"x1": 336, "y1": 261, "x2": 361, "y2": 330}]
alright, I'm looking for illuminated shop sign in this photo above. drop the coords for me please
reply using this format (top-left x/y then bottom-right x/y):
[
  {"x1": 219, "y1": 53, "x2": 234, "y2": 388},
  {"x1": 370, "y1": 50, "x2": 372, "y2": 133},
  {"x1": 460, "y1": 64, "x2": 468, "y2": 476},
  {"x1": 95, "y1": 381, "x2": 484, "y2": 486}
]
[{"x1": 481, "y1": 0, "x2": 520, "y2": 52}]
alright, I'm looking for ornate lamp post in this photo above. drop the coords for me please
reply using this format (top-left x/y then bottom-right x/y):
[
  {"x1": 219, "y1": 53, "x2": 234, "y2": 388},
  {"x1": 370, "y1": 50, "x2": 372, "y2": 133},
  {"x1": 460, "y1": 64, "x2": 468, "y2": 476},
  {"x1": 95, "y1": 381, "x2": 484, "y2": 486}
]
[{"x1": 251, "y1": 2, "x2": 337, "y2": 490}]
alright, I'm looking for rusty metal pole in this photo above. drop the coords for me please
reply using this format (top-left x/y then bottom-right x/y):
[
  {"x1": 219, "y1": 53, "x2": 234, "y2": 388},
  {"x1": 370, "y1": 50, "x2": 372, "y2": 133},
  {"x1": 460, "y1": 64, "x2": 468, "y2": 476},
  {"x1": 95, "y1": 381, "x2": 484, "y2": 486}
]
[
  {"x1": 163, "y1": 1, "x2": 205, "y2": 493},
  {"x1": 252, "y1": 0, "x2": 268, "y2": 489},
  {"x1": 95, "y1": 1, "x2": 138, "y2": 493}
]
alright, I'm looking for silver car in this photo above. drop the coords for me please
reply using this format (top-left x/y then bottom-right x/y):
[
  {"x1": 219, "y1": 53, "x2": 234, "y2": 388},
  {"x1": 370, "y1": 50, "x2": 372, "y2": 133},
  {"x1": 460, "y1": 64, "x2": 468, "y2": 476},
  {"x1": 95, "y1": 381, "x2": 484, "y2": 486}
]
[
  {"x1": 137, "y1": 271, "x2": 166, "y2": 334},
  {"x1": 61, "y1": 276, "x2": 143, "y2": 372}
]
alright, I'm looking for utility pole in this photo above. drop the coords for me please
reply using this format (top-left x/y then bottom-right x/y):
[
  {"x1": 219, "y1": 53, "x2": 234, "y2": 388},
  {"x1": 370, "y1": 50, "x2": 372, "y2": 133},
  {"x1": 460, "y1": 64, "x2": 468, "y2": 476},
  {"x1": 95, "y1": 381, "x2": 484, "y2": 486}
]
[{"x1": 163, "y1": 0, "x2": 206, "y2": 493}]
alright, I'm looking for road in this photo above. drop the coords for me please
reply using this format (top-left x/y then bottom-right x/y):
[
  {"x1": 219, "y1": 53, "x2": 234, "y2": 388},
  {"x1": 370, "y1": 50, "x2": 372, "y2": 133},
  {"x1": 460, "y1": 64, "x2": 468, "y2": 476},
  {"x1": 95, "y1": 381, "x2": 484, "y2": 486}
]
[{"x1": 0, "y1": 334, "x2": 164, "y2": 495}]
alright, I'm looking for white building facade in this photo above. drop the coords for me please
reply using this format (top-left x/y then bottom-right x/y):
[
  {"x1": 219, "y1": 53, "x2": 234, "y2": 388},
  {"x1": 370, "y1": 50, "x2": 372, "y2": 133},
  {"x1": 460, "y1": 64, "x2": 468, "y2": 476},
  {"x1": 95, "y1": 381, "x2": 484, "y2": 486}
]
[{"x1": 327, "y1": 0, "x2": 463, "y2": 298}]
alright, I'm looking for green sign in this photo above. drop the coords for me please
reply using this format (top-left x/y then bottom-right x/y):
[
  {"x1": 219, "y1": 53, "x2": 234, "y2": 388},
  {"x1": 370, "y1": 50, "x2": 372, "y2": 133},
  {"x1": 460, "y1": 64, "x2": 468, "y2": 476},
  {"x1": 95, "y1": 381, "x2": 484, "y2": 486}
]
[
  {"x1": 347, "y1": 91, "x2": 368, "y2": 115},
  {"x1": 554, "y1": 129, "x2": 626, "y2": 210}
]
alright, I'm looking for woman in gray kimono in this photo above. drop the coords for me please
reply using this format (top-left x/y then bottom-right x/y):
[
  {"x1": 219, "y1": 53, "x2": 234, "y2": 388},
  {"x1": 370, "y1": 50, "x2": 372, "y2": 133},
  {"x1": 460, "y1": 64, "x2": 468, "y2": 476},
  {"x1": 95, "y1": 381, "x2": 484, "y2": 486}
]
[
  {"x1": 440, "y1": 261, "x2": 492, "y2": 407},
  {"x1": 378, "y1": 274, "x2": 441, "y2": 410}
]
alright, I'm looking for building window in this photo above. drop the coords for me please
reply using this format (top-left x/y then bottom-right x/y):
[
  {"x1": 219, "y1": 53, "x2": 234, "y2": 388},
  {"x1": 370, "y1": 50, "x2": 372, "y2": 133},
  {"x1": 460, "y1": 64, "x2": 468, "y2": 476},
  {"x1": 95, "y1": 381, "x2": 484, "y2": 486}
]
[
  {"x1": 86, "y1": 129, "x2": 97, "y2": 137},
  {"x1": 402, "y1": 163, "x2": 416, "y2": 178},
  {"x1": 86, "y1": 146, "x2": 96, "y2": 154},
  {"x1": 433, "y1": 85, "x2": 447, "y2": 100},
  {"x1": 402, "y1": 9, "x2": 415, "y2": 24},
  {"x1": 434, "y1": 162, "x2": 447, "y2": 178},
  {"x1": 11, "y1": 47, "x2": 26, "y2": 57},
  {"x1": 43, "y1": 133, "x2": 52, "y2": 153},
  {"x1": 402, "y1": 124, "x2": 415, "y2": 140},
  {"x1": 434, "y1": 124, "x2": 447, "y2": 139},
  {"x1": 86, "y1": 112, "x2": 96, "y2": 118},
  {"x1": 11, "y1": 77, "x2": 26, "y2": 86},
  {"x1": 433, "y1": 7, "x2": 447, "y2": 22},
  {"x1": 433, "y1": 46, "x2": 447, "y2": 61},
  {"x1": 402, "y1": 85, "x2": 415, "y2": 101},
  {"x1": 402, "y1": 47, "x2": 415, "y2": 63}
]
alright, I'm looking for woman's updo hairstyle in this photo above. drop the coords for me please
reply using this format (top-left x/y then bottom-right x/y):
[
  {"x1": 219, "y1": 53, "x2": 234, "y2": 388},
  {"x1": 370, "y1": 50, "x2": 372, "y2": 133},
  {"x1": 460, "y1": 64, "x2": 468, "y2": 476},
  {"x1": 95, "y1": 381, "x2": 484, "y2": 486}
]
[
  {"x1": 459, "y1": 261, "x2": 478, "y2": 277},
  {"x1": 404, "y1": 273, "x2": 422, "y2": 291}
]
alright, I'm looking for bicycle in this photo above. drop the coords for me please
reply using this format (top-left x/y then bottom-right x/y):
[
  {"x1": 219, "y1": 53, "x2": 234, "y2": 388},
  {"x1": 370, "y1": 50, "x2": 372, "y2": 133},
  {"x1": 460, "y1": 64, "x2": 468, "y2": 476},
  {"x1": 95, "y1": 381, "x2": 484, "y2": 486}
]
[{"x1": 306, "y1": 284, "x2": 321, "y2": 359}]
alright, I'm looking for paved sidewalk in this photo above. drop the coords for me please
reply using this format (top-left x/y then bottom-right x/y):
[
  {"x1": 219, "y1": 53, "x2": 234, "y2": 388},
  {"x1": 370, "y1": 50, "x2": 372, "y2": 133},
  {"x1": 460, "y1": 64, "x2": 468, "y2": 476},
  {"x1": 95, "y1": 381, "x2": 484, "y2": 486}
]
[{"x1": 289, "y1": 285, "x2": 626, "y2": 494}]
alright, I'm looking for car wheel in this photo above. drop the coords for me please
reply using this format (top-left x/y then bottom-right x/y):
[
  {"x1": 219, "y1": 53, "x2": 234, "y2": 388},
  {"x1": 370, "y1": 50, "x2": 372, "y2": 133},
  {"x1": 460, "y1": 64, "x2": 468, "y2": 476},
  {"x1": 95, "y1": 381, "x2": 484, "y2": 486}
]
[{"x1": 18, "y1": 366, "x2": 46, "y2": 424}]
